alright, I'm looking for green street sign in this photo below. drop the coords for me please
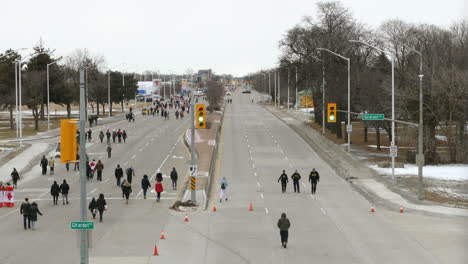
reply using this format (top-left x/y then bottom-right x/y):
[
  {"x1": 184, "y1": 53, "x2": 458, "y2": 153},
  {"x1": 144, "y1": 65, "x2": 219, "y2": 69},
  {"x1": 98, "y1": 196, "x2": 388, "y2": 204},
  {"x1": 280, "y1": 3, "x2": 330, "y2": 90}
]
[
  {"x1": 362, "y1": 114, "x2": 384, "y2": 121},
  {"x1": 71, "y1": 221, "x2": 94, "y2": 230}
]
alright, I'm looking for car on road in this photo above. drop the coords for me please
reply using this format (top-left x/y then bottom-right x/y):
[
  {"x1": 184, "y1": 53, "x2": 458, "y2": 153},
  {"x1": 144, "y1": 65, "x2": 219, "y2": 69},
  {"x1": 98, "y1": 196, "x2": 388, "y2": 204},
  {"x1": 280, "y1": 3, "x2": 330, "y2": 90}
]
[{"x1": 242, "y1": 90, "x2": 251, "y2": 94}]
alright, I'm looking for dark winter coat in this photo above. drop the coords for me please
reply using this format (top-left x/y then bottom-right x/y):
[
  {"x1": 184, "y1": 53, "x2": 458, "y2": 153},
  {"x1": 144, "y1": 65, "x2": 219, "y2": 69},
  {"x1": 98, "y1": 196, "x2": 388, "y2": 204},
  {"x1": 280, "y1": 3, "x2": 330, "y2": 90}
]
[
  {"x1": 40, "y1": 157, "x2": 48, "y2": 167},
  {"x1": 20, "y1": 202, "x2": 30, "y2": 215},
  {"x1": 309, "y1": 170, "x2": 320, "y2": 183},
  {"x1": 141, "y1": 177, "x2": 151, "y2": 190},
  {"x1": 291, "y1": 172, "x2": 301, "y2": 181},
  {"x1": 28, "y1": 203, "x2": 43, "y2": 221},
  {"x1": 170, "y1": 170, "x2": 178, "y2": 181},
  {"x1": 106, "y1": 131, "x2": 111, "y2": 139},
  {"x1": 88, "y1": 199, "x2": 97, "y2": 213},
  {"x1": 122, "y1": 184, "x2": 132, "y2": 195},
  {"x1": 59, "y1": 183, "x2": 70, "y2": 194},
  {"x1": 96, "y1": 197, "x2": 107, "y2": 212},
  {"x1": 96, "y1": 162, "x2": 104, "y2": 172},
  {"x1": 11, "y1": 170, "x2": 20, "y2": 182},
  {"x1": 278, "y1": 173, "x2": 288, "y2": 183},
  {"x1": 50, "y1": 183, "x2": 60, "y2": 196},
  {"x1": 277, "y1": 214, "x2": 290, "y2": 231},
  {"x1": 115, "y1": 167, "x2": 123, "y2": 178}
]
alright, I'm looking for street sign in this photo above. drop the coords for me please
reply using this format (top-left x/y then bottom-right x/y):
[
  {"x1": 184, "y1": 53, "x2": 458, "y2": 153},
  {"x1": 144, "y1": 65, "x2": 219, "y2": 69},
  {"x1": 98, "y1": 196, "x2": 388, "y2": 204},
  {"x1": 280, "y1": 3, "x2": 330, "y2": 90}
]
[
  {"x1": 362, "y1": 114, "x2": 385, "y2": 121},
  {"x1": 390, "y1": 145, "x2": 398, "y2": 157},
  {"x1": 189, "y1": 166, "x2": 197, "y2": 176},
  {"x1": 346, "y1": 125, "x2": 352, "y2": 133},
  {"x1": 71, "y1": 221, "x2": 94, "y2": 230}
]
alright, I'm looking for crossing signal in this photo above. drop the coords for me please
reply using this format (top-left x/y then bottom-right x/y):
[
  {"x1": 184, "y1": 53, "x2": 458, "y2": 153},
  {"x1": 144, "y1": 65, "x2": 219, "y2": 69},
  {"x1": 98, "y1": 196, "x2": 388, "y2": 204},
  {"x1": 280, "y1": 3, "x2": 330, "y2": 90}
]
[
  {"x1": 196, "y1": 104, "x2": 206, "y2": 128},
  {"x1": 327, "y1": 103, "x2": 337, "y2": 123},
  {"x1": 60, "y1": 119, "x2": 77, "y2": 163}
]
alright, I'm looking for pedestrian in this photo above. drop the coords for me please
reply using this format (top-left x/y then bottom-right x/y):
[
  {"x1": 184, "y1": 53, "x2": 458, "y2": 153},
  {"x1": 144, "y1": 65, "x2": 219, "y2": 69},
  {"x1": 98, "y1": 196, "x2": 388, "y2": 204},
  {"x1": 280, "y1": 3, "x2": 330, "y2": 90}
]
[
  {"x1": 65, "y1": 163, "x2": 70, "y2": 172},
  {"x1": 115, "y1": 164, "x2": 123, "y2": 187},
  {"x1": 219, "y1": 177, "x2": 228, "y2": 202},
  {"x1": 88, "y1": 197, "x2": 97, "y2": 219},
  {"x1": 11, "y1": 168, "x2": 19, "y2": 189},
  {"x1": 86, "y1": 162, "x2": 92, "y2": 181},
  {"x1": 112, "y1": 130, "x2": 117, "y2": 143},
  {"x1": 96, "y1": 193, "x2": 107, "y2": 222},
  {"x1": 89, "y1": 159, "x2": 97, "y2": 180},
  {"x1": 278, "y1": 170, "x2": 289, "y2": 193},
  {"x1": 122, "y1": 180, "x2": 132, "y2": 204},
  {"x1": 99, "y1": 131, "x2": 104, "y2": 143},
  {"x1": 87, "y1": 129, "x2": 92, "y2": 142},
  {"x1": 126, "y1": 166, "x2": 135, "y2": 183},
  {"x1": 117, "y1": 129, "x2": 122, "y2": 143},
  {"x1": 106, "y1": 129, "x2": 111, "y2": 144},
  {"x1": 291, "y1": 170, "x2": 301, "y2": 193},
  {"x1": 175, "y1": 110, "x2": 179, "y2": 119},
  {"x1": 49, "y1": 156, "x2": 55, "y2": 175},
  {"x1": 50, "y1": 181, "x2": 60, "y2": 205},
  {"x1": 59, "y1": 179, "x2": 70, "y2": 205},
  {"x1": 155, "y1": 180, "x2": 163, "y2": 202},
  {"x1": 277, "y1": 213, "x2": 291, "y2": 248},
  {"x1": 106, "y1": 144, "x2": 112, "y2": 158},
  {"x1": 96, "y1": 160, "x2": 104, "y2": 181},
  {"x1": 40, "y1": 155, "x2": 48, "y2": 175},
  {"x1": 141, "y1": 175, "x2": 151, "y2": 199},
  {"x1": 74, "y1": 153, "x2": 80, "y2": 171},
  {"x1": 170, "y1": 167, "x2": 178, "y2": 190},
  {"x1": 20, "y1": 198, "x2": 31, "y2": 230},
  {"x1": 308, "y1": 168, "x2": 320, "y2": 194},
  {"x1": 28, "y1": 202, "x2": 43, "y2": 230},
  {"x1": 122, "y1": 130, "x2": 127, "y2": 143},
  {"x1": 156, "y1": 169, "x2": 163, "y2": 182}
]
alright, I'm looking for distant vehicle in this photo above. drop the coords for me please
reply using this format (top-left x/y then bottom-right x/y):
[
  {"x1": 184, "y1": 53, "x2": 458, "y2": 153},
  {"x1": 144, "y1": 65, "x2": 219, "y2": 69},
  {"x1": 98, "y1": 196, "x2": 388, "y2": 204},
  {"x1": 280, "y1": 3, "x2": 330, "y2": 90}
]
[
  {"x1": 136, "y1": 95, "x2": 145, "y2": 101},
  {"x1": 242, "y1": 90, "x2": 251, "y2": 94}
]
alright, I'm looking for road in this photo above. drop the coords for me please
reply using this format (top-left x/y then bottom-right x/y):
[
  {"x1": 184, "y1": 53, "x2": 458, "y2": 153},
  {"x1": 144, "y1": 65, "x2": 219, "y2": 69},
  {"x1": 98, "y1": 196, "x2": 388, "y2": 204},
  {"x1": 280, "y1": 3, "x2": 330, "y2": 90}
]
[
  {"x1": 156, "y1": 89, "x2": 467, "y2": 264},
  {"x1": 0, "y1": 108, "x2": 191, "y2": 264}
]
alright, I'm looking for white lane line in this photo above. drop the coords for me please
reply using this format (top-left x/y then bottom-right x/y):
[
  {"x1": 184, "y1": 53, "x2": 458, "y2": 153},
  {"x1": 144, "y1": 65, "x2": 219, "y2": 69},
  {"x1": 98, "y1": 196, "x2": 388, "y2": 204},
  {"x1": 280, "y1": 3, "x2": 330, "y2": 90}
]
[
  {"x1": 104, "y1": 178, "x2": 110, "y2": 183},
  {"x1": 320, "y1": 208, "x2": 326, "y2": 215},
  {"x1": 250, "y1": 156, "x2": 253, "y2": 161},
  {"x1": 252, "y1": 164, "x2": 255, "y2": 169},
  {"x1": 257, "y1": 182, "x2": 261, "y2": 187},
  {"x1": 248, "y1": 144, "x2": 250, "y2": 148},
  {"x1": 284, "y1": 157, "x2": 288, "y2": 160},
  {"x1": 139, "y1": 148, "x2": 144, "y2": 152},
  {"x1": 280, "y1": 150, "x2": 284, "y2": 154},
  {"x1": 131, "y1": 154, "x2": 136, "y2": 159},
  {"x1": 136, "y1": 189, "x2": 143, "y2": 199},
  {"x1": 260, "y1": 193, "x2": 264, "y2": 199},
  {"x1": 123, "y1": 161, "x2": 128, "y2": 166},
  {"x1": 89, "y1": 188, "x2": 97, "y2": 194},
  {"x1": 254, "y1": 172, "x2": 257, "y2": 177},
  {"x1": 265, "y1": 207, "x2": 269, "y2": 214}
]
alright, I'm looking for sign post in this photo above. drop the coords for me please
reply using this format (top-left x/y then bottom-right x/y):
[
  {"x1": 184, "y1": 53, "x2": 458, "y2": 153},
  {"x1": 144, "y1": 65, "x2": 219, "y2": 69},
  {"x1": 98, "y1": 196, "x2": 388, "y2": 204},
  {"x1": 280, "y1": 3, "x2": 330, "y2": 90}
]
[{"x1": 362, "y1": 114, "x2": 385, "y2": 121}]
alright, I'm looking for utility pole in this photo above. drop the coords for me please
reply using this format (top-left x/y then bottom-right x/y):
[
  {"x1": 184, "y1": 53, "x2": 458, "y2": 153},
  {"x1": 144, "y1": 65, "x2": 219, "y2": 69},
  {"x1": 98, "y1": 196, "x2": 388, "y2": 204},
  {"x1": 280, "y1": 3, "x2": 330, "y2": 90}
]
[
  {"x1": 295, "y1": 67, "x2": 298, "y2": 111},
  {"x1": 190, "y1": 75, "x2": 196, "y2": 202},
  {"x1": 78, "y1": 69, "x2": 89, "y2": 264},
  {"x1": 287, "y1": 69, "x2": 290, "y2": 111}
]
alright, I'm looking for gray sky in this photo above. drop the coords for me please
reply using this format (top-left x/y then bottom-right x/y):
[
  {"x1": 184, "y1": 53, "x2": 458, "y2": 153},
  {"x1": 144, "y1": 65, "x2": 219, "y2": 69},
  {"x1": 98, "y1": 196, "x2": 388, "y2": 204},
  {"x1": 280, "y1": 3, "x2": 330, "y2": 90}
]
[{"x1": 1, "y1": 0, "x2": 466, "y2": 77}]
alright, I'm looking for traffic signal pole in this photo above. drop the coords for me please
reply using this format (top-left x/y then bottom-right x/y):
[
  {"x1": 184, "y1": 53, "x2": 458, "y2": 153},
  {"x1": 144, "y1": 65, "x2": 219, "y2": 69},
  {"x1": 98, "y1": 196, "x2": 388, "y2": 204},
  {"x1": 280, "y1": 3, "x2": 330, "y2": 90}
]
[
  {"x1": 190, "y1": 76, "x2": 196, "y2": 203},
  {"x1": 79, "y1": 70, "x2": 89, "y2": 264}
]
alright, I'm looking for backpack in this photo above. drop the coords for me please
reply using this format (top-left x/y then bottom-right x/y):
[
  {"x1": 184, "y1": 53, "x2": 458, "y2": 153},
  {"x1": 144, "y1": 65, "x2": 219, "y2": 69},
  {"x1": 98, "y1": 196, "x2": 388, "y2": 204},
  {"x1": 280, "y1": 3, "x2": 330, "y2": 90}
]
[{"x1": 221, "y1": 183, "x2": 226, "y2": 190}]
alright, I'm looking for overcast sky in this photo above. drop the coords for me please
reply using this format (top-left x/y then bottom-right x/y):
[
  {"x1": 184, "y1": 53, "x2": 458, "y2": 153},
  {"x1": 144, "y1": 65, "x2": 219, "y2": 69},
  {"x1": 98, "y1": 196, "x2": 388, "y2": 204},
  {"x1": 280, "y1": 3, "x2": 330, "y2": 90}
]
[{"x1": 1, "y1": 0, "x2": 466, "y2": 77}]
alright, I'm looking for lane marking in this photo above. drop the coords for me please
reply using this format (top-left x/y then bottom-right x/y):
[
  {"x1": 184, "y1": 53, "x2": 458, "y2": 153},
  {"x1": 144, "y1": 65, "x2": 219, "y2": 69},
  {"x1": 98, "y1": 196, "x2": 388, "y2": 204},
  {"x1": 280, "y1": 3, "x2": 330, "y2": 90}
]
[
  {"x1": 320, "y1": 208, "x2": 326, "y2": 215},
  {"x1": 252, "y1": 164, "x2": 255, "y2": 169},
  {"x1": 265, "y1": 207, "x2": 269, "y2": 214},
  {"x1": 139, "y1": 148, "x2": 144, "y2": 152},
  {"x1": 257, "y1": 182, "x2": 261, "y2": 187},
  {"x1": 260, "y1": 193, "x2": 264, "y2": 199},
  {"x1": 254, "y1": 172, "x2": 257, "y2": 177},
  {"x1": 104, "y1": 178, "x2": 110, "y2": 183},
  {"x1": 131, "y1": 154, "x2": 136, "y2": 159},
  {"x1": 123, "y1": 161, "x2": 128, "y2": 166}
]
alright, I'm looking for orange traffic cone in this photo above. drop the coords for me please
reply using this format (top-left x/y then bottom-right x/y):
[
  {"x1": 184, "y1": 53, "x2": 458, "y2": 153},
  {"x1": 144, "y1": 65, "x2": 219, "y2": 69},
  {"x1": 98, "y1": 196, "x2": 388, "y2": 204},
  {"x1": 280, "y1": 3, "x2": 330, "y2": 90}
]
[
  {"x1": 184, "y1": 213, "x2": 189, "y2": 222},
  {"x1": 160, "y1": 231, "x2": 166, "y2": 239},
  {"x1": 399, "y1": 205, "x2": 404, "y2": 213},
  {"x1": 213, "y1": 205, "x2": 217, "y2": 212},
  {"x1": 249, "y1": 203, "x2": 254, "y2": 211},
  {"x1": 153, "y1": 245, "x2": 159, "y2": 256},
  {"x1": 370, "y1": 206, "x2": 375, "y2": 213}
]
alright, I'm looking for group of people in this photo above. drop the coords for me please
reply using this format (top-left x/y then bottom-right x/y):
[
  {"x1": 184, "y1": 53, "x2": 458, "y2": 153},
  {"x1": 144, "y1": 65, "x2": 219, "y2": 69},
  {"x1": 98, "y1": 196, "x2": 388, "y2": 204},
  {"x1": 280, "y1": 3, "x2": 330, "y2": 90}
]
[
  {"x1": 40, "y1": 156, "x2": 56, "y2": 176},
  {"x1": 278, "y1": 168, "x2": 320, "y2": 194},
  {"x1": 50, "y1": 180, "x2": 70, "y2": 205},
  {"x1": 86, "y1": 159, "x2": 105, "y2": 181}
]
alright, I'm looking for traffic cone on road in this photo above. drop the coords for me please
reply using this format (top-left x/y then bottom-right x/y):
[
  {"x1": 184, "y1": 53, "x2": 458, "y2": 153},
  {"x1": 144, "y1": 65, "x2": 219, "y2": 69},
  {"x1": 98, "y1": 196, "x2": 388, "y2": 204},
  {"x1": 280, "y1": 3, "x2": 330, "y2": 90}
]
[
  {"x1": 249, "y1": 203, "x2": 254, "y2": 211},
  {"x1": 184, "y1": 213, "x2": 189, "y2": 222},
  {"x1": 399, "y1": 205, "x2": 404, "y2": 213},
  {"x1": 370, "y1": 206, "x2": 375, "y2": 213},
  {"x1": 213, "y1": 205, "x2": 217, "y2": 212},
  {"x1": 153, "y1": 245, "x2": 159, "y2": 256},
  {"x1": 160, "y1": 232, "x2": 166, "y2": 239}
]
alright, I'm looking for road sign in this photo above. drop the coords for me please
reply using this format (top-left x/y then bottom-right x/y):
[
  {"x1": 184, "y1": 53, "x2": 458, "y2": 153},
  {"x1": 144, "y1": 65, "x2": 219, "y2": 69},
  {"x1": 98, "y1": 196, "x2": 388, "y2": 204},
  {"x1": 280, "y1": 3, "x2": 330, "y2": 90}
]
[
  {"x1": 190, "y1": 176, "x2": 196, "y2": 190},
  {"x1": 189, "y1": 166, "x2": 197, "y2": 176},
  {"x1": 71, "y1": 221, "x2": 94, "y2": 230},
  {"x1": 346, "y1": 125, "x2": 352, "y2": 133},
  {"x1": 362, "y1": 114, "x2": 385, "y2": 121},
  {"x1": 390, "y1": 145, "x2": 398, "y2": 157}
]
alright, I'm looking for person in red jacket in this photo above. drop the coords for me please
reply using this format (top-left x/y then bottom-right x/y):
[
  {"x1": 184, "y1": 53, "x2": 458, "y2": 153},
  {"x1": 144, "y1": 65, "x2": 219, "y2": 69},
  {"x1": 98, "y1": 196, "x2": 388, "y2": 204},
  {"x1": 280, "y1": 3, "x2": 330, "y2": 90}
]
[{"x1": 155, "y1": 180, "x2": 163, "y2": 202}]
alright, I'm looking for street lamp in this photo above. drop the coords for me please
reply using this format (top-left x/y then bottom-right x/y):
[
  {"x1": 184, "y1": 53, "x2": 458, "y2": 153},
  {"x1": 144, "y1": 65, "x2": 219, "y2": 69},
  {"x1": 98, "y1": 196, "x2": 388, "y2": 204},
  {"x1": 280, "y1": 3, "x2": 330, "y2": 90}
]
[
  {"x1": 350, "y1": 39, "x2": 396, "y2": 180},
  {"x1": 46, "y1": 56, "x2": 63, "y2": 130},
  {"x1": 295, "y1": 66, "x2": 298, "y2": 111},
  {"x1": 317, "y1": 48, "x2": 351, "y2": 153}
]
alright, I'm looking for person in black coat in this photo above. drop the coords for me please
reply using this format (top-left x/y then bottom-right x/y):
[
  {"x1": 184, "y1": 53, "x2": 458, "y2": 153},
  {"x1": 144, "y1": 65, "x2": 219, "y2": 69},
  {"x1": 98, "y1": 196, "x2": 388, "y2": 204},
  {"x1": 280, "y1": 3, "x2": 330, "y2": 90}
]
[
  {"x1": 40, "y1": 155, "x2": 48, "y2": 175},
  {"x1": 156, "y1": 169, "x2": 163, "y2": 182},
  {"x1": 122, "y1": 180, "x2": 132, "y2": 204},
  {"x1": 141, "y1": 175, "x2": 151, "y2": 199},
  {"x1": 50, "y1": 181, "x2": 60, "y2": 205},
  {"x1": 20, "y1": 198, "x2": 31, "y2": 229},
  {"x1": 28, "y1": 202, "x2": 43, "y2": 230},
  {"x1": 308, "y1": 168, "x2": 320, "y2": 194},
  {"x1": 59, "y1": 179, "x2": 70, "y2": 205},
  {"x1": 278, "y1": 170, "x2": 289, "y2": 193},
  {"x1": 115, "y1": 164, "x2": 123, "y2": 186},
  {"x1": 96, "y1": 193, "x2": 107, "y2": 222},
  {"x1": 170, "y1": 167, "x2": 178, "y2": 190},
  {"x1": 291, "y1": 170, "x2": 301, "y2": 193},
  {"x1": 11, "y1": 168, "x2": 20, "y2": 188},
  {"x1": 126, "y1": 167, "x2": 135, "y2": 183},
  {"x1": 88, "y1": 197, "x2": 97, "y2": 219}
]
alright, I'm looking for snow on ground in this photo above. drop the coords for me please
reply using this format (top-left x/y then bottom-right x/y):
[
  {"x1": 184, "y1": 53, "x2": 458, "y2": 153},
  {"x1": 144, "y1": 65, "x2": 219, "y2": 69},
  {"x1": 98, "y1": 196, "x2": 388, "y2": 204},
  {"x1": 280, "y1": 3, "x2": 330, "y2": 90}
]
[
  {"x1": 369, "y1": 164, "x2": 468, "y2": 181},
  {"x1": 299, "y1": 108, "x2": 314, "y2": 113},
  {"x1": 0, "y1": 143, "x2": 50, "y2": 183},
  {"x1": 367, "y1": 145, "x2": 414, "y2": 149},
  {"x1": 435, "y1": 135, "x2": 447, "y2": 141},
  {"x1": 428, "y1": 187, "x2": 468, "y2": 199}
]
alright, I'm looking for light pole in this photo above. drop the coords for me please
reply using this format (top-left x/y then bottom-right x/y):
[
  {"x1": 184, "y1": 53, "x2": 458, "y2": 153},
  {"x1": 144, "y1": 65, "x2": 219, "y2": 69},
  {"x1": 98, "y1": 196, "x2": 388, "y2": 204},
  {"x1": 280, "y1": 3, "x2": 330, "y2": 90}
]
[
  {"x1": 350, "y1": 39, "x2": 396, "y2": 180},
  {"x1": 268, "y1": 71, "x2": 271, "y2": 104},
  {"x1": 287, "y1": 68, "x2": 290, "y2": 111},
  {"x1": 105, "y1": 63, "x2": 126, "y2": 118},
  {"x1": 295, "y1": 66, "x2": 298, "y2": 111},
  {"x1": 274, "y1": 71, "x2": 277, "y2": 107},
  {"x1": 278, "y1": 71, "x2": 281, "y2": 108},
  {"x1": 317, "y1": 48, "x2": 351, "y2": 152},
  {"x1": 46, "y1": 56, "x2": 63, "y2": 131}
]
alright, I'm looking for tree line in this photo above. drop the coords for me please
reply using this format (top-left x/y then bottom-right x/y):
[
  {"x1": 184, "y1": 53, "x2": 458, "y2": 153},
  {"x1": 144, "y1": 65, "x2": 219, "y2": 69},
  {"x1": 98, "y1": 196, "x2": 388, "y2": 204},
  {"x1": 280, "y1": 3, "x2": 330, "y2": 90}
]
[{"x1": 249, "y1": 1, "x2": 468, "y2": 164}]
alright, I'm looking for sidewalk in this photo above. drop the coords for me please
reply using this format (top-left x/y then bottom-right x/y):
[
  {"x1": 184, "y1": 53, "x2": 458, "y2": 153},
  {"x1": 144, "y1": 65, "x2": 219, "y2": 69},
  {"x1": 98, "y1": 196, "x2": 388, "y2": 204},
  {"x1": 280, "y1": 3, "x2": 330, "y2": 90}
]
[{"x1": 266, "y1": 106, "x2": 468, "y2": 217}]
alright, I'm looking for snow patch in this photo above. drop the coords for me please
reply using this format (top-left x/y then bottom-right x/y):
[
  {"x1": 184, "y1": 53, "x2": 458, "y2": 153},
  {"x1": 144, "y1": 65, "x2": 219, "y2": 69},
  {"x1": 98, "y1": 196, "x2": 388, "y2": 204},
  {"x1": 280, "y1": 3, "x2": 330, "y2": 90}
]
[
  {"x1": 369, "y1": 164, "x2": 468, "y2": 181},
  {"x1": 435, "y1": 135, "x2": 447, "y2": 141},
  {"x1": 0, "y1": 143, "x2": 50, "y2": 183}
]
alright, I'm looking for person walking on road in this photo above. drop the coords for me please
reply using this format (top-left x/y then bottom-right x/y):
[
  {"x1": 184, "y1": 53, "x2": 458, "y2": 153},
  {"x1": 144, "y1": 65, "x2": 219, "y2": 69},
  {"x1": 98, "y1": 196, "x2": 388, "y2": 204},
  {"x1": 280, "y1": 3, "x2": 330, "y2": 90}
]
[
  {"x1": 112, "y1": 130, "x2": 117, "y2": 143},
  {"x1": 87, "y1": 129, "x2": 92, "y2": 142},
  {"x1": 115, "y1": 164, "x2": 123, "y2": 187},
  {"x1": 170, "y1": 168, "x2": 178, "y2": 190},
  {"x1": 106, "y1": 144, "x2": 112, "y2": 158},
  {"x1": 122, "y1": 180, "x2": 132, "y2": 204},
  {"x1": 219, "y1": 177, "x2": 228, "y2": 202},
  {"x1": 99, "y1": 131, "x2": 104, "y2": 143},
  {"x1": 49, "y1": 156, "x2": 55, "y2": 175},
  {"x1": 89, "y1": 159, "x2": 97, "y2": 180},
  {"x1": 141, "y1": 175, "x2": 151, "y2": 199},
  {"x1": 11, "y1": 168, "x2": 20, "y2": 189},
  {"x1": 156, "y1": 169, "x2": 163, "y2": 182},
  {"x1": 126, "y1": 166, "x2": 135, "y2": 184},
  {"x1": 96, "y1": 160, "x2": 104, "y2": 181},
  {"x1": 96, "y1": 193, "x2": 107, "y2": 222},
  {"x1": 40, "y1": 155, "x2": 48, "y2": 175},
  {"x1": 74, "y1": 153, "x2": 80, "y2": 171},
  {"x1": 106, "y1": 129, "x2": 111, "y2": 144},
  {"x1": 59, "y1": 180, "x2": 70, "y2": 205},
  {"x1": 291, "y1": 170, "x2": 301, "y2": 193},
  {"x1": 50, "y1": 181, "x2": 60, "y2": 205},
  {"x1": 155, "y1": 180, "x2": 163, "y2": 202},
  {"x1": 20, "y1": 198, "x2": 31, "y2": 230},
  {"x1": 117, "y1": 129, "x2": 122, "y2": 143},
  {"x1": 308, "y1": 168, "x2": 320, "y2": 194},
  {"x1": 278, "y1": 170, "x2": 289, "y2": 193},
  {"x1": 122, "y1": 130, "x2": 127, "y2": 143},
  {"x1": 88, "y1": 197, "x2": 97, "y2": 219},
  {"x1": 277, "y1": 213, "x2": 291, "y2": 248},
  {"x1": 28, "y1": 202, "x2": 43, "y2": 230}
]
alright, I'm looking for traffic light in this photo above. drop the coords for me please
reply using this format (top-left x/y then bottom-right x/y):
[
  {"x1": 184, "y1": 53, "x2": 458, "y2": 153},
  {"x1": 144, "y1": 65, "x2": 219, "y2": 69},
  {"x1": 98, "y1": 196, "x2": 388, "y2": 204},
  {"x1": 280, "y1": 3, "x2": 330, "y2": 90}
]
[
  {"x1": 60, "y1": 119, "x2": 77, "y2": 163},
  {"x1": 196, "y1": 104, "x2": 206, "y2": 128},
  {"x1": 327, "y1": 103, "x2": 337, "y2": 123}
]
